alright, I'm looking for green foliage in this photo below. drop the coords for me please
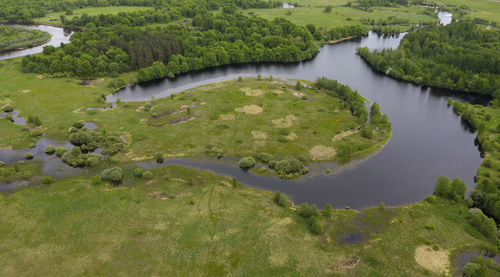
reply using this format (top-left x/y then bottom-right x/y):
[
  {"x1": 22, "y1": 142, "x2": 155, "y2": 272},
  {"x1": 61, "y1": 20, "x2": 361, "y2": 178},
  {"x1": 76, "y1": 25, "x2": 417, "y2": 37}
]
[
  {"x1": 24, "y1": 152, "x2": 33, "y2": 160},
  {"x1": 433, "y1": 176, "x2": 467, "y2": 202},
  {"x1": 0, "y1": 25, "x2": 50, "y2": 52},
  {"x1": 275, "y1": 159, "x2": 306, "y2": 175},
  {"x1": 91, "y1": 175, "x2": 102, "y2": 185},
  {"x1": 55, "y1": 146, "x2": 68, "y2": 157},
  {"x1": 44, "y1": 145, "x2": 55, "y2": 154},
  {"x1": 238, "y1": 156, "x2": 255, "y2": 169},
  {"x1": 310, "y1": 219, "x2": 324, "y2": 234},
  {"x1": 41, "y1": 176, "x2": 53, "y2": 184},
  {"x1": 61, "y1": 147, "x2": 101, "y2": 167},
  {"x1": 323, "y1": 204, "x2": 333, "y2": 217},
  {"x1": 463, "y1": 262, "x2": 484, "y2": 277},
  {"x1": 134, "y1": 167, "x2": 144, "y2": 177},
  {"x1": 100, "y1": 167, "x2": 123, "y2": 184},
  {"x1": 469, "y1": 208, "x2": 497, "y2": 239},
  {"x1": 256, "y1": 152, "x2": 273, "y2": 164},
  {"x1": 358, "y1": 21, "x2": 500, "y2": 96},
  {"x1": 142, "y1": 171, "x2": 154, "y2": 179},
  {"x1": 273, "y1": 191, "x2": 290, "y2": 207},
  {"x1": 155, "y1": 152, "x2": 164, "y2": 163}
]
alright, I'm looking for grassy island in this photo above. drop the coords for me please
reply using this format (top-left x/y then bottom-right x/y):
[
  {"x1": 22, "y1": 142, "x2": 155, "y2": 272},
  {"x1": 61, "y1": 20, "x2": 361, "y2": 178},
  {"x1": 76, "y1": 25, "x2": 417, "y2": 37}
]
[{"x1": 0, "y1": 25, "x2": 50, "y2": 52}]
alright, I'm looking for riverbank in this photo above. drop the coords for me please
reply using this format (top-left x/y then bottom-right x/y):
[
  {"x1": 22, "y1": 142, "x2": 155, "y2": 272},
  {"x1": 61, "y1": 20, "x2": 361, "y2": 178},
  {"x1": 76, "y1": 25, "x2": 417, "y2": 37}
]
[{"x1": 0, "y1": 25, "x2": 51, "y2": 52}]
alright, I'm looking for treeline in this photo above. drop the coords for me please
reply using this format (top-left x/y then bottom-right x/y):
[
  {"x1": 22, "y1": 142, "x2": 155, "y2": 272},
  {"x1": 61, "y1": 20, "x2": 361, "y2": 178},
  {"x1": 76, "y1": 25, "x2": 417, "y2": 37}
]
[
  {"x1": 0, "y1": 0, "x2": 280, "y2": 23},
  {"x1": 348, "y1": 0, "x2": 408, "y2": 9},
  {"x1": 450, "y1": 100, "x2": 500, "y2": 223},
  {"x1": 315, "y1": 77, "x2": 368, "y2": 123},
  {"x1": 358, "y1": 21, "x2": 500, "y2": 96},
  {"x1": 22, "y1": 13, "x2": 318, "y2": 79}
]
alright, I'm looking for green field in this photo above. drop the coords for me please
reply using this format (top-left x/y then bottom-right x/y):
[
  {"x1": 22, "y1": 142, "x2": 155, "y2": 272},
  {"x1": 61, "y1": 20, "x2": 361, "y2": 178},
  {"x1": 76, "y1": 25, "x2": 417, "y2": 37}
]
[
  {"x1": 0, "y1": 58, "x2": 390, "y2": 169},
  {"x1": 0, "y1": 25, "x2": 50, "y2": 52},
  {"x1": 0, "y1": 164, "x2": 497, "y2": 276},
  {"x1": 244, "y1": 6, "x2": 437, "y2": 29},
  {"x1": 35, "y1": 6, "x2": 154, "y2": 24},
  {"x1": 436, "y1": 0, "x2": 500, "y2": 23}
]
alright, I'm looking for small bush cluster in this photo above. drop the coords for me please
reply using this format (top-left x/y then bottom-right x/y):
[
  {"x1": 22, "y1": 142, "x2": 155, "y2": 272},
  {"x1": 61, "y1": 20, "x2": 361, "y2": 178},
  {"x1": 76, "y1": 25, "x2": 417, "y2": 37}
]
[
  {"x1": 238, "y1": 156, "x2": 255, "y2": 169},
  {"x1": 27, "y1": 115, "x2": 42, "y2": 126},
  {"x1": 55, "y1": 146, "x2": 68, "y2": 157},
  {"x1": 433, "y1": 176, "x2": 467, "y2": 202},
  {"x1": 61, "y1": 147, "x2": 101, "y2": 167},
  {"x1": 273, "y1": 191, "x2": 290, "y2": 207},
  {"x1": 41, "y1": 176, "x2": 53, "y2": 184},
  {"x1": 68, "y1": 127, "x2": 123, "y2": 155},
  {"x1": 468, "y1": 208, "x2": 497, "y2": 239},
  {"x1": 297, "y1": 202, "x2": 325, "y2": 234},
  {"x1": 269, "y1": 159, "x2": 308, "y2": 178},
  {"x1": 24, "y1": 152, "x2": 34, "y2": 160},
  {"x1": 44, "y1": 145, "x2": 55, "y2": 154},
  {"x1": 155, "y1": 152, "x2": 164, "y2": 163},
  {"x1": 100, "y1": 167, "x2": 123, "y2": 184}
]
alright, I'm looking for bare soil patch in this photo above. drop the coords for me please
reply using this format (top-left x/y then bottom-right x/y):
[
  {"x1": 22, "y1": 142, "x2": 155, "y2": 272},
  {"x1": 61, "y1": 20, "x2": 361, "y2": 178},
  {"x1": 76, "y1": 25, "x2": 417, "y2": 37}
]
[
  {"x1": 219, "y1": 113, "x2": 235, "y2": 121},
  {"x1": 309, "y1": 145, "x2": 336, "y2": 160},
  {"x1": 272, "y1": 115, "x2": 296, "y2": 128},
  {"x1": 251, "y1": 130, "x2": 267, "y2": 139},
  {"x1": 414, "y1": 245, "x2": 450, "y2": 275},
  {"x1": 235, "y1": 105, "x2": 263, "y2": 115},
  {"x1": 285, "y1": 132, "x2": 297, "y2": 140},
  {"x1": 240, "y1": 87, "x2": 265, "y2": 96},
  {"x1": 332, "y1": 129, "x2": 360, "y2": 141}
]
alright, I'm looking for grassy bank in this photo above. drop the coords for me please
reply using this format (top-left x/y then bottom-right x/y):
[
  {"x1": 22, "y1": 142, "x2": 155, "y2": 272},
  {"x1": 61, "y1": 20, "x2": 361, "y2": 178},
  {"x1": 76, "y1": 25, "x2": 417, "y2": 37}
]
[
  {"x1": 35, "y1": 6, "x2": 154, "y2": 25},
  {"x1": 0, "y1": 164, "x2": 497, "y2": 276},
  {"x1": 0, "y1": 25, "x2": 50, "y2": 52}
]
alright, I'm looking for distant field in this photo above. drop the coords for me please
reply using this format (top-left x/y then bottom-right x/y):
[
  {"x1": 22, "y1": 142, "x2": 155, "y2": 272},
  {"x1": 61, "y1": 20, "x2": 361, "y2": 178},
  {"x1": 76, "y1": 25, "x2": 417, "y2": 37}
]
[
  {"x1": 436, "y1": 0, "x2": 500, "y2": 23},
  {"x1": 35, "y1": 6, "x2": 154, "y2": 24},
  {"x1": 244, "y1": 6, "x2": 437, "y2": 29}
]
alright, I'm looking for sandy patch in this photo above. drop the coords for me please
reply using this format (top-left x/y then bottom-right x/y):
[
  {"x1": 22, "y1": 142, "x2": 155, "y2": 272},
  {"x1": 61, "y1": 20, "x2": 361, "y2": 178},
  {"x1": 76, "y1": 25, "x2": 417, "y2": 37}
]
[
  {"x1": 251, "y1": 130, "x2": 267, "y2": 139},
  {"x1": 414, "y1": 245, "x2": 450, "y2": 275},
  {"x1": 135, "y1": 106, "x2": 145, "y2": 112},
  {"x1": 273, "y1": 89, "x2": 284, "y2": 95},
  {"x1": 220, "y1": 113, "x2": 235, "y2": 121},
  {"x1": 332, "y1": 129, "x2": 359, "y2": 141},
  {"x1": 36, "y1": 75, "x2": 44, "y2": 79},
  {"x1": 240, "y1": 87, "x2": 264, "y2": 96},
  {"x1": 272, "y1": 115, "x2": 296, "y2": 128},
  {"x1": 21, "y1": 89, "x2": 31, "y2": 93},
  {"x1": 254, "y1": 140, "x2": 265, "y2": 146},
  {"x1": 73, "y1": 107, "x2": 84, "y2": 114},
  {"x1": 285, "y1": 132, "x2": 297, "y2": 140},
  {"x1": 235, "y1": 105, "x2": 263, "y2": 115},
  {"x1": 309, "y1": 145, "x2": 336, "y2": 160},
  {"x1": 290, "y1": 89, "x2": 304, "y2": 98}
]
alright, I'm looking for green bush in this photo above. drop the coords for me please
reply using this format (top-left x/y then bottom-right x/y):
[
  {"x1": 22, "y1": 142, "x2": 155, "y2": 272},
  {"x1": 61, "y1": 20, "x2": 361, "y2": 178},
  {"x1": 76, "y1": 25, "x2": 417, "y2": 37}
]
[
  {"x1": 238, "y1": 156, "x2": 255, "y2": 169},
  {"x1": 310, "y1": 220, "x2": 324, "y2": 234},
  {"x1": 72, "y1": 122, "x2": 84, "y2": 129},
  {"x1": 55, "y1": 146, "x2": 69, "y2": 157},
  {"x1": 142, "y1": 170, "x2": 154, "y2": 179},
  {"x1": 256, "y1": 152, "x2": 273, "y2": 164},
  {"x1": 134, "y1": 167, "x2": 144, "y2": 177},
  {"x1": 298, "y1": 203, "x2": 311, "y2": 217},
  {"x1": 3, "y1": 105, "x2": 13, "y2": 112},
  {"x1": 433, "y1": 176, "x2": 467, "y2": 201},
  {"x1": 155, "y1": 152, "x2": 164, "y2": 163},
  {"x1": 0, "y1": 161, "x2": 5, "y2": 167},
  {"x1": 44, "y1": 145, "x2": 55, "y2": 154},
  {"x1": 100, "y1": 167, "x2": 123, "y2": 184},
  {"x1": 323, "y1": 204, "x2": 333, "y2": 217},
  {"x1": 278, "y1": 193, "x2": 290, "y2": 207},
  {"x1": 469, "y1": 208, "x2": 497, "y2": 239},
  {"x1": 69, "y1": 130, "x2": 94, "y2": 146},
  {"x1": 41, "y1": 176, "x2": 53, "y2": 184},
  {"x1": 24, "y1": 152, "x2": 34, "y2": 160},
  {"x1": 275, "y1": 159, "x2": 305, "y2": 175},
  {"x1": 463, "y1": 262, "x2": 483, "y2": 277}
]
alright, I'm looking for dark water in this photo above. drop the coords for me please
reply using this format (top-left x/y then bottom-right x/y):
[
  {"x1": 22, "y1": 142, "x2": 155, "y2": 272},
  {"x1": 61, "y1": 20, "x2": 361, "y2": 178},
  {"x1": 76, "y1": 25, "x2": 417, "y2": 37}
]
[
  {"x1": 1, "y1": 13, "x2": 487, "y2": 209},
  {"x1": 0, "y1": 24, "x2": 73, "y2": 61}
]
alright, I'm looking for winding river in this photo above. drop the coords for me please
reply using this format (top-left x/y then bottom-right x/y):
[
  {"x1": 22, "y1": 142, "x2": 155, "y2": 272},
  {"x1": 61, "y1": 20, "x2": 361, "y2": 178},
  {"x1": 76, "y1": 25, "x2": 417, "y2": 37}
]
[{"x1": 0, "y1": 13, "x2": 488, "y2": 209}]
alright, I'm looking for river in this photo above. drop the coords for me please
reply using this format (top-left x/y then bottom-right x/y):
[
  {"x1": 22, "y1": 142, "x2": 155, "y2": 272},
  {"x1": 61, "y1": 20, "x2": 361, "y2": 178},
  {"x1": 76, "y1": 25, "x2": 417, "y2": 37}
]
[{"x1": 0, "y1": 12, "x2": 487, "y2": 209}]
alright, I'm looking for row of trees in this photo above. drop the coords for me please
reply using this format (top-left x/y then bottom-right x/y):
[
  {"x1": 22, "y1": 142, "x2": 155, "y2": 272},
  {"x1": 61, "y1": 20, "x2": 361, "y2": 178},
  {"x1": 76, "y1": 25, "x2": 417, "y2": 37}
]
[
  {"x1": 22, "y1": 13, "x2": 319, "y2": 79},
  {"x1": 358, "y1": 21, "x2": 500, "y2": 96}
]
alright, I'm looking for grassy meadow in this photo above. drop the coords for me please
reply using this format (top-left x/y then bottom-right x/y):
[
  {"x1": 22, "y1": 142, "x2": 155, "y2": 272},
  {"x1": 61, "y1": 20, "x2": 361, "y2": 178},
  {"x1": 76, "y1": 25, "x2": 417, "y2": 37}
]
[
  {"x1": 35, "y1": 6, "x2": 154, "y2": 25},
  {"x1": 0, "y1": 164, "x2": 497, "y2": 276}
]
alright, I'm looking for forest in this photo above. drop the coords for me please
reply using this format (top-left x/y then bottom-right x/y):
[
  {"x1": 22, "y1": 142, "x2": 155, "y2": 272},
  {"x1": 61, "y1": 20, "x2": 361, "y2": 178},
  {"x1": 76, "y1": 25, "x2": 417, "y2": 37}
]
[
  {"x1": 21, "y1": 12, "x2": 318, "y2": 81},
  {"x1": 358, "y1": 20, "x2": 500, "y2": 96}
]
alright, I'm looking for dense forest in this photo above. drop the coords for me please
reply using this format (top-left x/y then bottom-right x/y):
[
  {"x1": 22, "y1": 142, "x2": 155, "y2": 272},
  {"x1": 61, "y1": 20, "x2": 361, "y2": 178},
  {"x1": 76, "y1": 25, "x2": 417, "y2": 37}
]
[
  {"x1": 358, "y1": 21, "x2": 500, "y2": 96},
  {"x1": 0, "y1": 0, "x2": 279, "y2": 23},
  {"x1": 21, "y1": 12, "x2": 318, "y2": 80},
  {"x1": 450, "y1": 101, "x2": 500, "y2": 223}
]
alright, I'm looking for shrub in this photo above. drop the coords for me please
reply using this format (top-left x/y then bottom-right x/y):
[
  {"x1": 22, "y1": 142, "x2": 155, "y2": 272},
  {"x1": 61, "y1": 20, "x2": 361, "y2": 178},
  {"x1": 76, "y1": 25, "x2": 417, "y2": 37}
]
[
  {"x1": 134, "y1": 167, "x2": 144, "y2": 177},
  {"x1": 310, "y1": 204, "x2": 319, "y2": 216},
  {"x1": 69, "y1": 130, "x2": 94, "y2": 146},
  {"x1": 295, "y1": 81, "x2": 303, "y2": 90},
  {"x1": 432, "y1": 244, "x2": 439, "y2": 250},
  {"x1": 142, "y1": 170, "x2": 154, "y2": 179},
  {"x1": 311, "y1": 220, "x2": 324, "y2": 234},
  {"x1": 3, "y1": 105, "x2": 13, "y2": 112},
  {"x1": 298, "y1": 203, "x2": 311, "y2": 217},
  {"x1": 24, "y1": 152, "x2": 34, "y2": 160},
  {"x1": 278, "y1": 193, "x2": 290, "y2": 207},
  {"x1": 469, "y1": 208, "x2": 497, "y2": 239},
  {"x1": 275, "y1": 159, "x2": 305, "y2": 175},
  {"x1": 86, "y1": 156, "x2": 99, "y2": 167},
  {"x1": 273, "y1": 191, "x2": 282, "y2": 203},
  {"x1": 433, "y1": 176, "x2": 467, "y2": 201},
  {"x1": 55, "y1": 146, "x2": 69, "y2": 157},
  {"x1": 238, "y1": 156, "x2": 255, "y2": 169},
  {"x1": 155, "y1": 152, "x2": 164, "y2": 163},
  {"x1": 44, "y1": 145, "x2": 55, "y2": 154},
  {"x1": 256, "y1": 152, "x2": 273, "y2": 164},
  {"x1": 0, "y1": 161, "x2": 5, "y2": 167},
  {"x1": 41, "y1": 176, "x2": 53, "y2": 184},
  {"x1": 232, "y1": 177, "x2": 239, "y2": 188},
  {"x1": 463, "y1": 262, "x2": 483, "y2": 277},
  {"x1": 72, "y1": 122, "x2": 84, "y2": 129},
  {"x1": 100, "y1": 167, "x2": 123, "y2": 184},
  {"x1": 323, "y1": 204, "x2": 333, "y2": 217}
]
